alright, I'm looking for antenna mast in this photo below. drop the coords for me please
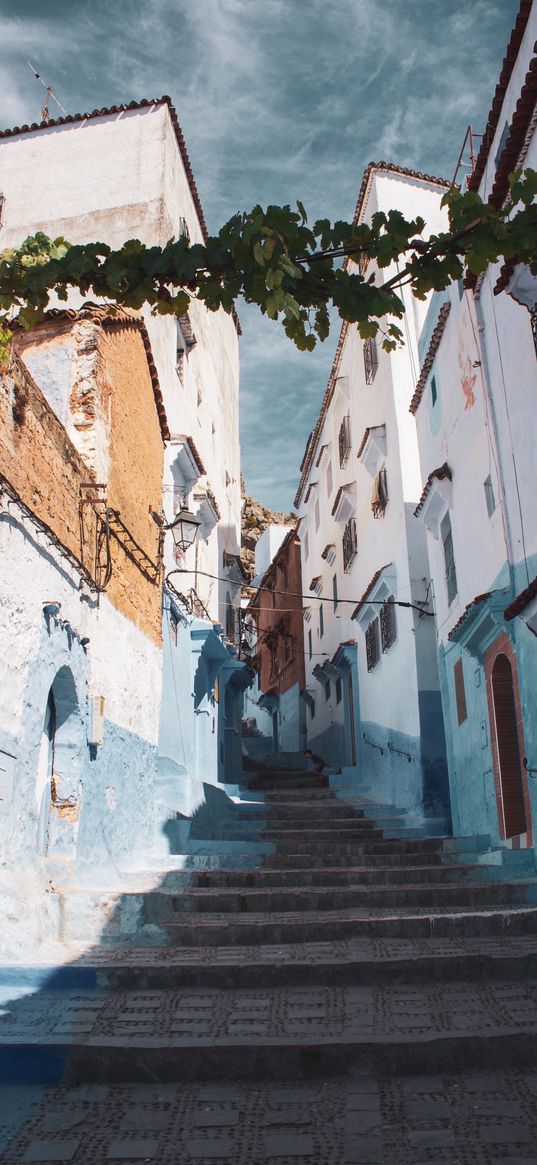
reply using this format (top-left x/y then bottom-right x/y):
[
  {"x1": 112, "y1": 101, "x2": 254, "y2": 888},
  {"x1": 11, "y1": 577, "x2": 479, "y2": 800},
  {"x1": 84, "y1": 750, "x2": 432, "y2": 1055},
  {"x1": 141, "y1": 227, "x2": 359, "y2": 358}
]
[{"x1": 26, "y1": 61, "x2": 67, "y2": 122}]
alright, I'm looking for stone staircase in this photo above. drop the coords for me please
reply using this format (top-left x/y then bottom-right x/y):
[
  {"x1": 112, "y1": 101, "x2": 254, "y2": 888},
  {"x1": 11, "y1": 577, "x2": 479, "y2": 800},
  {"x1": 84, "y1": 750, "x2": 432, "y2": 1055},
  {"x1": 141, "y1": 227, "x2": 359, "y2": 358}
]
[{"x1": 2, "y1": 766, "x2": 537, "y2": 1163}]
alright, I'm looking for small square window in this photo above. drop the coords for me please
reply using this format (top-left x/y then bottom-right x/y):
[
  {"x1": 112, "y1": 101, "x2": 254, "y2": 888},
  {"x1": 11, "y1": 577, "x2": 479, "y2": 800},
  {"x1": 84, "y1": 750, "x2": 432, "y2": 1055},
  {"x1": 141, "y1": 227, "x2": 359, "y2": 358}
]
[{"x1": 335, "y1": 677, "x2": 342, "y2": 704}]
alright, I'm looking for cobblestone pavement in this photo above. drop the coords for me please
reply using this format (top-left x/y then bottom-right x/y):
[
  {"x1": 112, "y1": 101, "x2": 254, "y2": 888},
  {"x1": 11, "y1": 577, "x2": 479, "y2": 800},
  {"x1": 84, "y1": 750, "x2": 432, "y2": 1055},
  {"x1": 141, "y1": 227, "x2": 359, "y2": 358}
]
[
  {"x1": 3, "y1": 1071, "x2": 537, "y2": 1164},
  {"x1": 2, "y1": 981, "x2": 537, "y2": 1043}
]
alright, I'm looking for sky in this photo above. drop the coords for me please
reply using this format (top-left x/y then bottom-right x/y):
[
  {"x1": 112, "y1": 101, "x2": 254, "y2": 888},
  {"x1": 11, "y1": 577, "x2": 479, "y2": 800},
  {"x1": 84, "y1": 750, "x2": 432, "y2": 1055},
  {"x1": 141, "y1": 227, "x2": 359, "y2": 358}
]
[{"x1": 0, "y1": 0, "x2": 521, "y2": 510}]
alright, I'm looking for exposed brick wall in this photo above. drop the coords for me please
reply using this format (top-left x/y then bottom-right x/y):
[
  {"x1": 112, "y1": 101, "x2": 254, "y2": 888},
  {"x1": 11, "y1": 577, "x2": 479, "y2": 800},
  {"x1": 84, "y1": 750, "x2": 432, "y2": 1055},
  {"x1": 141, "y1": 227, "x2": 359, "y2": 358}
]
[
  {"x1": 6, "y1": 313, "x2": 165, "y2": 646},
  {"x1": 250, "y1": 532, "x2": 306, "y2": 696},
  {"x1": 0, "y1": 350, "x2": 98, "y2": 573}
]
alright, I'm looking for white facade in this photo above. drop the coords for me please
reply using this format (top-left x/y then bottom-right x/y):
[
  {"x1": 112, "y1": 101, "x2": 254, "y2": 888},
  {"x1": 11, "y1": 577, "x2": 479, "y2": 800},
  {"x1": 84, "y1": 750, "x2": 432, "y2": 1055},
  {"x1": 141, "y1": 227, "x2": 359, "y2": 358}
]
[
  {"x1": 412, "y1": 6, "x2": 537, "y2": 849},
  {"x1": 0, "y1": 100, "x2": 242, "y2": 625},
  {"x1": 295, "y1": 165, "x2": 451, "y2": 815}
]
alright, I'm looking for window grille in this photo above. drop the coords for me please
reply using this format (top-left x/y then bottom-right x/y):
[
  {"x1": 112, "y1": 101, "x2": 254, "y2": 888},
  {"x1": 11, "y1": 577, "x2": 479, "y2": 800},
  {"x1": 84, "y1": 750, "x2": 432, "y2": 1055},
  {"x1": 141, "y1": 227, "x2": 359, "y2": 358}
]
[
  {"x1": 441, "y1": 512, "x2": 458, "y2": 605},
  {"x1": 178, "y1": 216, "x2": 190, "y2": 242},
  {"x1": 342, "y1": 517, "x2": 357, "y2": 572},
  {"x1": 335, "y1": 677, "x2": 342, "y2": 704},
  {"x1": 338, "y1": 415, "x2": 351, "y2": 467},
  {"x1": 363, "y1": 336, "x2": 378, "y2": 384},
  {"x1": 454, "y1": 658, "x2": 467, "y2": 725},
  {"x1": 365, "y1": 618, "x2": 381, "y2": 671},
  {"x1": 371, "y1": 468, "x2": 388, "y2": 518},
  {"x1": 380, "y1": 596, "x2": 396, "y2": 651}
]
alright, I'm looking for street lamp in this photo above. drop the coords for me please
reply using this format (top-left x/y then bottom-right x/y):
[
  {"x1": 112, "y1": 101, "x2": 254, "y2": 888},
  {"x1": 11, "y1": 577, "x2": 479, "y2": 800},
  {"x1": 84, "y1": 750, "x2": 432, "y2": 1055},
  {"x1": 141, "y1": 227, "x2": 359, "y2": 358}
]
[{"x1": 165, "y1": 506, "x2": 202, "y2": 553}]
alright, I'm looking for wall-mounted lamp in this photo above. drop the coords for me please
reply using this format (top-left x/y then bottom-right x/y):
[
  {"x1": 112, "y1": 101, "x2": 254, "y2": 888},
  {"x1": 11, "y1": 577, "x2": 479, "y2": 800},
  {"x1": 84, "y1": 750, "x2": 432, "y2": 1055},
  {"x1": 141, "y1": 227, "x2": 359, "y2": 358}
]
[{"x1": 164, "y1": 506, "x2": 202, "y2": 553}]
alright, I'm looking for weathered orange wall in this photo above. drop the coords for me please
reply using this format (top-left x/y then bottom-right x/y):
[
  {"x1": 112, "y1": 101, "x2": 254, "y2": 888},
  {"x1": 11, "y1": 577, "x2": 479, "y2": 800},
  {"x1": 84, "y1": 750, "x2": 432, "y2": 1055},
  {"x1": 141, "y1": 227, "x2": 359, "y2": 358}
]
[
  {"x1": 101, "y1": 322, "x2": 164, "y2": 644},
  {"x1": 0, "y1": 350, "x2": 98, "y2": 574},
  {"x1": 251, "y1": 533, "x2": 305, "y2": 696}
]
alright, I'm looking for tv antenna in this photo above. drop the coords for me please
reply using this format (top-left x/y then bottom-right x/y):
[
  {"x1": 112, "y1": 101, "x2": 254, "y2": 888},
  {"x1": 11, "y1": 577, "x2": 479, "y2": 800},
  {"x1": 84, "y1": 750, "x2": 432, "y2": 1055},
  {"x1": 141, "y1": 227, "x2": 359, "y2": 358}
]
[{"x1": 26, "y1": 61, "x2": 67, "y2": 122}]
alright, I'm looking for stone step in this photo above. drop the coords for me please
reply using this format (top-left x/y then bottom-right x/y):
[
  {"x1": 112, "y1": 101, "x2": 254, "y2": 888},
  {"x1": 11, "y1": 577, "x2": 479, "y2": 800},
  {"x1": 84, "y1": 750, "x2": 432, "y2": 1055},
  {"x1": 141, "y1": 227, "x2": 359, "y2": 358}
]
[
  {"x1": 248, "y1": 777, "x2": 329, "y2": 791},
  {"x1": 47, "y1": 934, "x2": 537, "y2": 991},
  {"x1": 216, "y1": 827, "x2": 385, "y2": 844},
  {"x1": 159, "y1": 902, "x2": 537, "y2": 946},
  {"x1": 185, "y1": 862, "x2": 534, "y2": 890},
  {"x1": 146, "y1": 880, "x2": 537, "y2": 920},
  {"x1": 4, "y1": 980, "x2": 537, "y2": 1083},
  {"x1": 238, "y1": 805, "x2": 365, "y2": 821},
  {"x1": 263, "y1": 789, "x2": 338, "y2": 802}
]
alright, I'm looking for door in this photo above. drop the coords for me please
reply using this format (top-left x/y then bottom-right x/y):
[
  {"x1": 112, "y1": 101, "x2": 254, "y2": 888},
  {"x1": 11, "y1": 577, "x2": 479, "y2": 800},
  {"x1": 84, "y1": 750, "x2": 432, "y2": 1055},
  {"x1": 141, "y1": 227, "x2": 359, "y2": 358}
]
[{"x1": 491, "y1": 653, "x2": 527, "y2": 838}]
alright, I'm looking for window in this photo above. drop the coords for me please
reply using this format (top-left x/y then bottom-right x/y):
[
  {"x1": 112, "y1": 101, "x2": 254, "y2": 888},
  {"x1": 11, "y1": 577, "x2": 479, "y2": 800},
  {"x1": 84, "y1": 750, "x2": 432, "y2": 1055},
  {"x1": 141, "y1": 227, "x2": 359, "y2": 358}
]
[
  {"x1": 332, "y1": 573, "x2": 338, "y2": 612},
  {"x1": 342, "y1": 517, "x2": 357, "y2": 572},
  {"x1": 314, "y1": 500, "x2": 320, "y2": 531},
  {"x1": 308, "y1": 629, "x2": 312, "y2": 660},
  {"x1": 484, "y1": 475, "x2": 496, "y2": 517},
  {"x1": 335, "y1": 677, "x2": 342, "y2": 704},
  {"x1": 430, "y1": 375, "x2": 438, "y2": 407},
  {"x1": 363, "y1": 336, "x2": 378, "y2": 384},
  {"x1": 371, "y1": 468, "x2": 388, "y2": 518},
  {"x1": 271, "y1": 639, "x2": 279, "y2": 676},
  {"x1": 453, "y1": 658, "x2": 467, "y2": 725},
  {"x1": 338, "y1": 415, "x2": 351, "y2": 467},
  {"x1": 365, "y1": 618, "x2": 381, "y2": 671},
  {"x1": 176, "y1": 320, "x2": 186, "y2": 382},
  {"x1": 284, "y1": 631, "x2": 293, "y2": 662},
  {"x1": 319, "y1": 603, "x2": 324, "y2": 638},
  {"x1": 380, "y1": 596, "x2": 396, "y2": 651},
  {"x1": 326, "y1": 460, "x2": 333, "y2": 498},
  {"x1": 225, "y1": 593, "x2": 236, "y2": 642},
  {"x1": 324, "y1": 680, "x2": 330, "y2": 701},
  {"x1": 441, "y1": 512, "x2": 458, "y2": 605}
]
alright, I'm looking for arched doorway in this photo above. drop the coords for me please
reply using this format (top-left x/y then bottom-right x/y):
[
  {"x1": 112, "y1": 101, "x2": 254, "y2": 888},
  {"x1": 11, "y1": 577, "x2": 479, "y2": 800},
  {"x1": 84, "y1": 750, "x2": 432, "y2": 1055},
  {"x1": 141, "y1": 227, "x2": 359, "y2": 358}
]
[
  {"x1": 490, "y1": 652, "x2": 527, "y2": 839},
  {"x1": 36, "y1": 666, "x2": 83, "y2": 860}
]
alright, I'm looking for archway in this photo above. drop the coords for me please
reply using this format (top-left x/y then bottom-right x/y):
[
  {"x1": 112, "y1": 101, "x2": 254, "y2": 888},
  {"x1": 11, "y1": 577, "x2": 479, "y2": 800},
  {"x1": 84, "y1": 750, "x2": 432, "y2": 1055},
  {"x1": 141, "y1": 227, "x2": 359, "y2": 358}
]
[
  {"x1": 490, "y1": 653, "x2": 527, "y2": 839},
  {"x1": 36, "y1": 666, "x2": 83, "y2": 860}
]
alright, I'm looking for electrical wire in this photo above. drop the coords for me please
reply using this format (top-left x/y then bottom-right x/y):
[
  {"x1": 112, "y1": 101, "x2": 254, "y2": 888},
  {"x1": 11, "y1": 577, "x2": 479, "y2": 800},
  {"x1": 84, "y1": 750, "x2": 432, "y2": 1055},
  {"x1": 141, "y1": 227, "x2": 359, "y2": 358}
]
[{"x1": 171, "y1": 567, "x2": 434, "y2": 616}]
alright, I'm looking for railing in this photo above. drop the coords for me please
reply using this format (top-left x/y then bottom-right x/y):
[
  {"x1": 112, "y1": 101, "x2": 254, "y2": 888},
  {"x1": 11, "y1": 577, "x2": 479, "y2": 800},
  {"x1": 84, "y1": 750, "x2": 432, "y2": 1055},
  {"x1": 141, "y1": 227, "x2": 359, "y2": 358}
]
[
  {"x1": 380, "y1": 596, "x2": 396, "y2": 651},
  {"x1": 363, "y1": 336, "x2": 378, "y2": 384},
  {"x1": 365, "y1": 617, "x2": 380, "y2": 670}
]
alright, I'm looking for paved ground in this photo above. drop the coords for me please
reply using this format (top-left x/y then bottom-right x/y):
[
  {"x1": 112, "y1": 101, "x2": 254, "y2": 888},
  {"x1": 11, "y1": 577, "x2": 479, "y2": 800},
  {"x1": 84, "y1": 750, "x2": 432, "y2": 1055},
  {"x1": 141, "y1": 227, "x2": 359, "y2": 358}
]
[{"x1": 3, "y1": 1071, "x2": 537, "y2": 1163}]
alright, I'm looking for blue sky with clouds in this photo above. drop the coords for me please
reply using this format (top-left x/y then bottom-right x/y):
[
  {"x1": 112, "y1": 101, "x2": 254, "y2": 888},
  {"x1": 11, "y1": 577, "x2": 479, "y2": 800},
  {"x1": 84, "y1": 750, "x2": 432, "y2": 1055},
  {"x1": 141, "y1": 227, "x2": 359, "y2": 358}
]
[{"x1": 0, "y1": 0, "x2": 520, "y2": 509}]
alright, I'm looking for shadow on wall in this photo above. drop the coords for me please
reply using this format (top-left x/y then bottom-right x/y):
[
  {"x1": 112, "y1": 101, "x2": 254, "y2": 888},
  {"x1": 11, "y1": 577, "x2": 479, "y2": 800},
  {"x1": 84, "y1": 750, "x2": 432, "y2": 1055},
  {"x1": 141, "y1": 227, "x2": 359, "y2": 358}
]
[{"x1": 0, "y1": 769, "x2": 276, "y2": 1156}]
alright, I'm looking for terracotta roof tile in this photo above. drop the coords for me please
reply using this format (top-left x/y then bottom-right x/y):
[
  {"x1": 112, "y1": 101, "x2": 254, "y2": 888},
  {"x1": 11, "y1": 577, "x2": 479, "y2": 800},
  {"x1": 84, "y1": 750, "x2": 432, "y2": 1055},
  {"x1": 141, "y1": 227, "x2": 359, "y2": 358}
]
[
  {"x1": 413, "y1": 462, "x2": 452, "y2": 518},
  {"x1": 185, "y1": 435, "x2": 206, "y2": 476},
  {"x1": 505, "y1": 574, "x2": 537, "y2": 620},
  {"x1": 351, "y1": 564, "x2": 391, "y2": 620},
  {"x1": 468, "y1": 2, "x2": 534, "y2": 194},
  {"x1": 447, "y1": 592, "x2": 491, "y2": 641},
  {"x1": 331, "y1": 482, "x2": 354, "y2": 517},
  {"x1": 409, "y1": 303, "x2": 451, "y2": 415}
]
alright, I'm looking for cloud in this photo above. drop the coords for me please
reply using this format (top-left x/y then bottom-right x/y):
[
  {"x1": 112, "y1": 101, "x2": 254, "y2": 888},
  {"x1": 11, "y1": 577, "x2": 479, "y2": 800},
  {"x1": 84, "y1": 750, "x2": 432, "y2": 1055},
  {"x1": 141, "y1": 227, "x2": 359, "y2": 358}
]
[{"x1": 0, "y1": 0, "x2": 521, "y2": 508}]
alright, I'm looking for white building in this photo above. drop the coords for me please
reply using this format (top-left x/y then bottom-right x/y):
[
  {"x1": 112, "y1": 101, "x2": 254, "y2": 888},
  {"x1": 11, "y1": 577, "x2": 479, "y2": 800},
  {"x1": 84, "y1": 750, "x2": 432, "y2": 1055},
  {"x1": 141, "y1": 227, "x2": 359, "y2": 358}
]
[
  {"x1": 412, "y1": 3, "x2": 537, "y2": 852},
  {"x1": 0, "y1": 98, "x2": 247, "y2": 945},
  {"x1": 295, "y1": 163, "x2": 451, "y2": 817}
]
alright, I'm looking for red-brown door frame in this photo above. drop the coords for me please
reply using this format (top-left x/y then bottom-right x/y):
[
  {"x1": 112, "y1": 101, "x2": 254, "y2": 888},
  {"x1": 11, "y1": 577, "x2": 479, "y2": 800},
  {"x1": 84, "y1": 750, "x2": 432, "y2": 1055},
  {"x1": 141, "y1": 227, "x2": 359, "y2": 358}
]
[{"x1": 485, "y1": 632, "x2": 532, "y2": 846}]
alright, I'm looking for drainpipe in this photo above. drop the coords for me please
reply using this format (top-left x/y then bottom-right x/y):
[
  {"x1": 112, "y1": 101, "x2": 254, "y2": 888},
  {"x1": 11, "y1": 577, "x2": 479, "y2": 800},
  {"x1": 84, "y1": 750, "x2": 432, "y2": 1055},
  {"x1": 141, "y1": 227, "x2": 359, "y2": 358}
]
[{"x1": 473, "y1": 289, "x2": 515, "y2": 582}]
